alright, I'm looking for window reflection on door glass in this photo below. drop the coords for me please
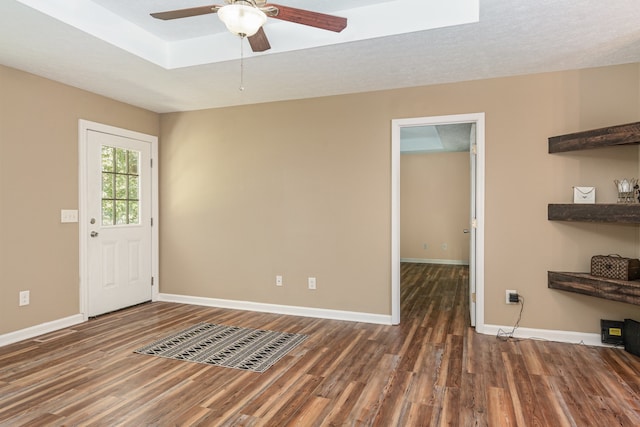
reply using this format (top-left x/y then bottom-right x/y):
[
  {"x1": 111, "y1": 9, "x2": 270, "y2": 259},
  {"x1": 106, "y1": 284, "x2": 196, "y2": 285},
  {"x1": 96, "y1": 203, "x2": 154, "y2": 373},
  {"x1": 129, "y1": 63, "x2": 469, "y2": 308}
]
[{"x1": 101, "y1": 146, "x2": 140, "y2": 226}]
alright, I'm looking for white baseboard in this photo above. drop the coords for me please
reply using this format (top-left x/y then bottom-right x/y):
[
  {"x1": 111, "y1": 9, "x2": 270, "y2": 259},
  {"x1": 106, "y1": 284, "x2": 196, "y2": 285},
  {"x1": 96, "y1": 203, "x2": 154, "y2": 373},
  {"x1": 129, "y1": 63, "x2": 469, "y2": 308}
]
[
  {"x1": 158, "y1": 293, "x2": 393, "y2": 325},
  {"x1": 401, "y1": 258, "x2": 469, "y2": 266},
  {"x1": 0, "y1": 310, "x2": 611, "y2": 349},
  {"x1": 0, "y1": 314, "x2": 85, "y2": 347},
  {"x1": 481, "y1": 324, "x2": 612, "y2": 347}
]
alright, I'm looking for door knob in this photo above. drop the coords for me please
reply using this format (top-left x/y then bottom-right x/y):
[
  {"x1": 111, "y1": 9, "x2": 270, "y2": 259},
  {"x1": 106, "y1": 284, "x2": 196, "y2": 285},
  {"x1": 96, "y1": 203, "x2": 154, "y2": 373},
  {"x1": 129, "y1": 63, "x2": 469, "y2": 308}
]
[
  {"x1": 90, "y1": 231, "x2": 99, "y2": 237},
  {"x1": 463, "y1": 229, "x2": 470, "y2": 234}
]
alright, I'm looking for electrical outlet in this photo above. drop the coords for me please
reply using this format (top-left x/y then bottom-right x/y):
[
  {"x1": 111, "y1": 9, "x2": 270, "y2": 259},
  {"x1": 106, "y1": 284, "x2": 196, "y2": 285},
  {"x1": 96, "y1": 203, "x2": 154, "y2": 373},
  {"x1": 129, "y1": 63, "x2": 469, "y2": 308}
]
[
  {"x1": 423, "y1": 243, "x2": 428, "y2": 250},
  {"x1": 276, "y1": 275, "x2": 283, "y2": 286},
  {"x1": 19, "y1": 290, "x2": 30, "y2": 306},
  {"x1": 441, "y1": 243, "x2": 447, "y2": 250},
  {"x1": 308, "y1": 277, "x2": 316, "y2": 290},
  {"x1": 505, "y1": 289, "x2": 518, "y2": 304}
]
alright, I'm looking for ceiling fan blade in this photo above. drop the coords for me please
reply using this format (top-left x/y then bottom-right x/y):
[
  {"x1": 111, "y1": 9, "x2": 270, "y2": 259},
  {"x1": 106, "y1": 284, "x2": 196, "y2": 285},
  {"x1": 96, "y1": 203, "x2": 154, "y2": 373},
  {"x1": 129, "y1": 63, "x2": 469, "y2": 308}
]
[
  {"x1": 248, "y1": 27, "x2": 271, "y2": 52},
  {"x1": 150, "y1": 5, "x2": 220, "y2": 20},
  {"x1": 265, "y1": 4, "x2": 347, "y2": 33}
]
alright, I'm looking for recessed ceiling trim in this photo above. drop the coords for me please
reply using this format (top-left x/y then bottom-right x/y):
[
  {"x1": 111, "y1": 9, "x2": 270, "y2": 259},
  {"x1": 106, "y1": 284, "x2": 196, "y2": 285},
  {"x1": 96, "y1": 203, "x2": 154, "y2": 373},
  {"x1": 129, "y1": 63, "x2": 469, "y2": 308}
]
[
  {"x1": 17, "y1": 0, "x2": 169, "y2": 67},
  {"x1": 18, "y1": 0, "x2": 479, "y2": 69}
]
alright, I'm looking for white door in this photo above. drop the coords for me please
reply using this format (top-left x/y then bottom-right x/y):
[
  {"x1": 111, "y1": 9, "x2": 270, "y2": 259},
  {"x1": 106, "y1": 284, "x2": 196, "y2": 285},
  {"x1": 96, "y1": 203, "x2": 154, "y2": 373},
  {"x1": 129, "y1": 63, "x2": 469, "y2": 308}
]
[
  {"x1": 468, "y1": 126, "x2": 477, "y2": 327},
  {"x1": 86, "y1": 130, "x2": 152, "y2": 316}
]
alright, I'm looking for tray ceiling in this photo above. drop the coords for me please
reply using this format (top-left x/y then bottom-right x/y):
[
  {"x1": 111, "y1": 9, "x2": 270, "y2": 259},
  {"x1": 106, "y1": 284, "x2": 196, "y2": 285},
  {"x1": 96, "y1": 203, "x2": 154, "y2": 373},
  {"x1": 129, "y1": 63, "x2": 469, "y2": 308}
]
[{"x1": 1, "y1": 0, "x2": 639, "y2": 113}]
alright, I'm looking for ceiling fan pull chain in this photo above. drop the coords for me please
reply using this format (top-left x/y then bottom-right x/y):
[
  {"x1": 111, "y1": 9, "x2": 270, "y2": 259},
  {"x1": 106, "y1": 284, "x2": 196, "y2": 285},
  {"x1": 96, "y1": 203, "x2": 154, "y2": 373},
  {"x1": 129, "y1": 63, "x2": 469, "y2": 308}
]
[{"x1": 239, "y1": 36, "x2": 245, "y2": 92}]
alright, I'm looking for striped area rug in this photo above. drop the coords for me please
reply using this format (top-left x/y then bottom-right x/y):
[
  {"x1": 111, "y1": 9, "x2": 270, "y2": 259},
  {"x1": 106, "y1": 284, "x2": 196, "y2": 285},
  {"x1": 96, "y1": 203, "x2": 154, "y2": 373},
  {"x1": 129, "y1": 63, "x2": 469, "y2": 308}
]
[{"x1": 134, "y1": 323, "x2": 307, "y2": 373}]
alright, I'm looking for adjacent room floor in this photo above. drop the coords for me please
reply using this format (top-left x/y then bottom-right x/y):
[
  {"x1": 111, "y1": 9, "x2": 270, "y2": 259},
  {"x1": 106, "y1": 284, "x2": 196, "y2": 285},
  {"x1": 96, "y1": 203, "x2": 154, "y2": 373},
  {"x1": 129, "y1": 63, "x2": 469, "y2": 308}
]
[{"x1": 1, "y1": 263, "x2": 639, "y2": 425}]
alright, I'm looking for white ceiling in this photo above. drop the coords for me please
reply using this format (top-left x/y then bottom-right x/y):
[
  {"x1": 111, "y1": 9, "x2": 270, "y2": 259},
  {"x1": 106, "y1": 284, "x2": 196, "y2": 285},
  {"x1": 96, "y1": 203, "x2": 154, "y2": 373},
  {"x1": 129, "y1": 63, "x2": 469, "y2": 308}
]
[
  {"x1": 401, "y1": 124, "x2": 472, "y2": 154},
  {"x1": 1, "y1": 0, "x2": 640, "y2": 113}
]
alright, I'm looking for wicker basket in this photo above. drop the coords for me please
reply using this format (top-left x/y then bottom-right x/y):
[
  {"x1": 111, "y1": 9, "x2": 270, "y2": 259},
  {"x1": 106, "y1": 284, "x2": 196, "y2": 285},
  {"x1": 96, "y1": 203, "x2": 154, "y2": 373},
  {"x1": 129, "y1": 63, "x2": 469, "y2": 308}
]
[{"x1": 591, "y1": 255, "x2": 640, "y2": 281}]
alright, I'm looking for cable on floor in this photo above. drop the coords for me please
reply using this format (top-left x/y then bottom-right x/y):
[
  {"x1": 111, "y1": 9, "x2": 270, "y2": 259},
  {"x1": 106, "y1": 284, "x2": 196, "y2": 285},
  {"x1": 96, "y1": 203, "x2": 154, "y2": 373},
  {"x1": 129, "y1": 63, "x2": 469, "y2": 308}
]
[{"x1": 496, "y1": 295, "x2": 524, "y2": 341}]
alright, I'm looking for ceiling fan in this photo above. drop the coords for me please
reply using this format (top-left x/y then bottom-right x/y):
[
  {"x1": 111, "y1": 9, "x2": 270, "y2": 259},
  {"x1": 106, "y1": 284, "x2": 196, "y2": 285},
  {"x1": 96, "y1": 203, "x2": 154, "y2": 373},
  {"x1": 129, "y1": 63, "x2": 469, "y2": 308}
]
[{"x1": 150, "y1": 0, "x2": 348, "y2": 53}]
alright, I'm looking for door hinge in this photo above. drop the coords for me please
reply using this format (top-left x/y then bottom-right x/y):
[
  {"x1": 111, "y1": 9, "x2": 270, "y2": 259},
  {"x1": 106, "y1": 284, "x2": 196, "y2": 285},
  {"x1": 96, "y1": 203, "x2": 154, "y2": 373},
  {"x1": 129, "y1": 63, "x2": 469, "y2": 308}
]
[
  {"x1": 471, "y1": 218, "x2": 478, "y2": 228},
  {"x1": 150, "y1": 158, "x2": 153, "y2": 168},
  {"x1": 151, "y1": 217, "x2": 153, "y2": 226},
  {"x1": 472, "y1": 292, "x2": 476, "y2": 303},
  {"x1": 471, "y1": 144, "x2": 477, "y2": 155},
  {"x1": 151, "y1": 276, "x2": 154, "y2": 287}
]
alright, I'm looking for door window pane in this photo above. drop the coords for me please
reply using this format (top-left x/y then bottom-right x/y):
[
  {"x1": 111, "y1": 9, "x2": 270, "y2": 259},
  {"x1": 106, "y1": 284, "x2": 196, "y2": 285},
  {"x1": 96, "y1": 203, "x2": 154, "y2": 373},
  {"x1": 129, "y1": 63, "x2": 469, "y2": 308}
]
[
  {"x1": 129, "y1": 201, "x2": 139, "y2": 224},
  {"x1": 115, "y1": 201, "x2": 128, "y2": 225},
  {"x1": 129, "y1": 176, "x2": 139, "y2": 199},
  {"x1": 115, "y1": 174, "x2": 128, "y2": 199},
  {"x1": 102, "y1": 146, "x2": 114, "y2": 172},
  {"x1": 128, "y1": 151, "x2": 139, "y2": 174},
  {"x1": 101, "y1": 145, "x2": 141, "y2": 226},
  {"x1": 102, "y1": 200, "x2": 114, "y2": 225},
  {"x1": 115, "y1": 148, "x2": 127, "y2": 174},
  {"x1": 102, "y1": 174, "x2": 114, "y2": 199}
]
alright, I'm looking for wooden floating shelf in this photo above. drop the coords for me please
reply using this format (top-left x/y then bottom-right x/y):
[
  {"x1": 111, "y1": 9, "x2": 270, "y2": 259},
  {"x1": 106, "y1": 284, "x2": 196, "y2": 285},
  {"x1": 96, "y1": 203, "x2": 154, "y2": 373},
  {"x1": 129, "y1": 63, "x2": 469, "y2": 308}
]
[
  {"x1": 548, "y1": 271, "x2": 640, "y2": 306},
  {"x1": 549, "y1": 121, "x2": 640, "y2": 153},
  {"x1": 548, "y1": 122, "x2": 640, "y2": 306},
  {"x1": 548, "y1": 204, "x2": 640, "y2": 223}
]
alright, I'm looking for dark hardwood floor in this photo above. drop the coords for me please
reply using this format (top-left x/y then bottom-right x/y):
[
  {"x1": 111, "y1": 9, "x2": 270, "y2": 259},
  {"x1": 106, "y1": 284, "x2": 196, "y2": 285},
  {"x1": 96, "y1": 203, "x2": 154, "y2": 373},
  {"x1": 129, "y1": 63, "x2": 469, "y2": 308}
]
[{"x1": 1, "y1": 263, "x2": 640, "y2": 425}]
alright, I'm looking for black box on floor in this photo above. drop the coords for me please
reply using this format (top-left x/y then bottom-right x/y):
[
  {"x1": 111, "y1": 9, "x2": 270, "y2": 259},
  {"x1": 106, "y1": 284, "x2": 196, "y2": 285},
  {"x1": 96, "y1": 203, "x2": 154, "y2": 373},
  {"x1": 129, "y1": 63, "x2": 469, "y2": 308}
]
[
  {"x1": 624, "y1": 319, "x2": 640, "y2": 357},
  {"x1": 601, "y1": 319, "x2": 624, "y2": 345}
]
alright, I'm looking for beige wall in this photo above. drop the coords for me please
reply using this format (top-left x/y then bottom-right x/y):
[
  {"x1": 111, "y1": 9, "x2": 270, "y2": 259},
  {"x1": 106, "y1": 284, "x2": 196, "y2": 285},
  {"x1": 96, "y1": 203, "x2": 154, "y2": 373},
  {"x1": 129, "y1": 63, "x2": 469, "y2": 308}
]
[
  {"x1": 3, "y1": 62, "x2": 640, "y2": 338},
  {"x1": 159, "y1": 98, "x2": 392, "y2": 314},
  {"x1": 0, "y1": 65, "x2": 159, "y2": 334},
  {"x1": 160, "y1": 63, "x2": 640, "y2": 333},
  {"x1": 401, "y1": 152, "x2": 471, "y2": 262}
]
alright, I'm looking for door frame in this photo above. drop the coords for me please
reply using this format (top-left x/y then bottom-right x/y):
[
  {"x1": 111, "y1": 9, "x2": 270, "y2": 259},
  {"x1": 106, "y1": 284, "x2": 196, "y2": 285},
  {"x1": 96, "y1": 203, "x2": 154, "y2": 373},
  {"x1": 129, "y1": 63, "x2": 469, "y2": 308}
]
[
  {"x1": 391, "y1": 113, "x2": 485, "y2": 332},
  {"x1": 78, "y1": 120, "x2": 159, "y2": 320}
]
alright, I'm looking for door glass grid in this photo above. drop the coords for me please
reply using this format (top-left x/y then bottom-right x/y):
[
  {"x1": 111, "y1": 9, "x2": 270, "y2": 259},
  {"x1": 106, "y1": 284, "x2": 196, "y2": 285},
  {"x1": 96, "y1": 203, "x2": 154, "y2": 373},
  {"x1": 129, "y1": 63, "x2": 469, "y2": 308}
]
[{"x1": 101, "y1": 145, "x2": 140, "y2": 226}]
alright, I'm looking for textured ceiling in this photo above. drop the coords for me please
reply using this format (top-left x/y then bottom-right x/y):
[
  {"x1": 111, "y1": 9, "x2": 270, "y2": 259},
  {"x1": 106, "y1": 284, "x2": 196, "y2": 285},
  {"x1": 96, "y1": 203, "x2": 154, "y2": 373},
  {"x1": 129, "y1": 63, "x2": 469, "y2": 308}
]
[{"x1": 1, "y1": 0, "x2": 640, "y2": 113}]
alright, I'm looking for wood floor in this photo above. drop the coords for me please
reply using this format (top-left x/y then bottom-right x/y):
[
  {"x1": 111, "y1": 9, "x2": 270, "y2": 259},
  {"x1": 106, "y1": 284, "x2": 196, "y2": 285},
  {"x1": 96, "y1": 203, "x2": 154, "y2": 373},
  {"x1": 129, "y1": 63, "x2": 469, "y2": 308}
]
[{"x1": 1, "y1": 263, "x2": 640, "y2": 426}]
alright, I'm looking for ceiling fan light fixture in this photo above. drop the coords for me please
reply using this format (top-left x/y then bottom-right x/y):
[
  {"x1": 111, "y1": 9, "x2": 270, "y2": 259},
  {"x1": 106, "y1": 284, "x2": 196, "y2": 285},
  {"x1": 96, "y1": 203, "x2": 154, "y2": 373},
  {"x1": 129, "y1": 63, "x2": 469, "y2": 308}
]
[{"x1": 218, "y1": 4, "x2": 267, "y2": 37}]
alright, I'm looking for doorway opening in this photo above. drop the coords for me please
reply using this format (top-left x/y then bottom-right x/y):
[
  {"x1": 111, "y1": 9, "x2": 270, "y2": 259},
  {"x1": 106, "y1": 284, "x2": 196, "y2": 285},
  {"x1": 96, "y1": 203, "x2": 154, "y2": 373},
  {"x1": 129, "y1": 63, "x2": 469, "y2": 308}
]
[{"x1": 391, "y1": 113, "x2": 485, "y2": 330}]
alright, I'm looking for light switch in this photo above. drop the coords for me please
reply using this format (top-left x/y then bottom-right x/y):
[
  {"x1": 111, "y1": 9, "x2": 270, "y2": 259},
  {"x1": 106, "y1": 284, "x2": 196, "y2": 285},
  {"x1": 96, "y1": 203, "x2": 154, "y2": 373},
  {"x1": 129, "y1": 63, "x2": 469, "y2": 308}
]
[{"x1": 61, "y1": 209, "x2": 78, "y2": 223}]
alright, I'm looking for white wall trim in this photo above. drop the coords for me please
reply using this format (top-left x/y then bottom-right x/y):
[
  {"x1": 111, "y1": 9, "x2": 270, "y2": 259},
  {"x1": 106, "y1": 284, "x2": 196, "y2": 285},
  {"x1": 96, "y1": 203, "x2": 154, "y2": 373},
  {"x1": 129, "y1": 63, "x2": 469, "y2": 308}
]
[
  {"x1": 0, "y1": 311, "x2": 611, "y2": 349},
  {"x1": 158, "y1": 293, "x2": 393, "y2": 325},
  {"x1": 78, "y1": 120, "x2": 160, "y2": 321},
  {"x1": 481, "y1": 324, "x2": 614, "y2": 347},
  {"x1": 401, "y1": 258, "x2": 469, "y2": 266},
  {"x1": 0, "y1": 315, "x2": 85, "y2": 347}
]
